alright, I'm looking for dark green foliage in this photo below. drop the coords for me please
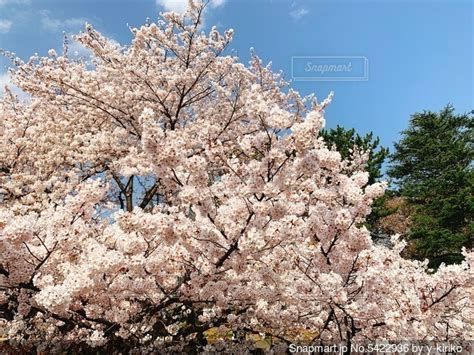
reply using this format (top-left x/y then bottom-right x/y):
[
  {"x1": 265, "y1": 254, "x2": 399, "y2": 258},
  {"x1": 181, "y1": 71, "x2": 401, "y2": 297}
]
[
  {"x1": 321, "y1": 125, "x2": 389, "y2": 185},
  {"x1": 388, "y1": 105, "x2": 474, "y2": 267}
]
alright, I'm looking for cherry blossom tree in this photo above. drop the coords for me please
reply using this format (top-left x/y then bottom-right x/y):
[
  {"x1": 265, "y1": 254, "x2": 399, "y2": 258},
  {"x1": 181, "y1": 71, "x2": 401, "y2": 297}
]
[{"x1": 0, "y1": 1, "x2": 472, "y2": 352}]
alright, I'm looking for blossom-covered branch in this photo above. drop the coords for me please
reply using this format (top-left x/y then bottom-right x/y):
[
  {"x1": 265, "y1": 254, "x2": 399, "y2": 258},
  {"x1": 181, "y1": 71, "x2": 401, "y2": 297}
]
[{"x1": 0, "y1": 1, "x2": 472, "y2": 352}]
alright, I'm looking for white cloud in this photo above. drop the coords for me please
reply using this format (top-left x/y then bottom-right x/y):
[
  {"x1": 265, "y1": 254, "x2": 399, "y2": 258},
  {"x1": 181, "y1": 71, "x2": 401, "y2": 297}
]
[
  {"x1": 0, "y1": 19, "x2": 12, "y2": 33},
  {"x1": 68, "y1": 39, "x2": 92, "y2": 58},
  {"x1": 0, "y1": 72, "x2": 28, "y2": 99},
  {"x1": 208, "y1": 0, "x2": 226, "y2": 8},
  {"x1": 156, "y1": 0, "x2": 188, "y2": 13},
  {"x1": 63, "y1": 17, "x2": 88, "y2": 28},
  {"x1": 40, "y1": 10, "x2": 87, "y2": 32},
  {"x1": 0, "y1": 0, "x2": 30, "y2": 6},
  {"x1": 290, "y1": 7, "x2": 309, "y2": 20},
  {"x1": 155, "y1": 0, "x2": 227, "y2": 14}
]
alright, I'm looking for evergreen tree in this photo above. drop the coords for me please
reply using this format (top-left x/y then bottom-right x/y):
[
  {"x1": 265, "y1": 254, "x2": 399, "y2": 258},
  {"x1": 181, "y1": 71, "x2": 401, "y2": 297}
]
[{"x1": 388, "y1": 105, "x2": 473, "y2": 267}]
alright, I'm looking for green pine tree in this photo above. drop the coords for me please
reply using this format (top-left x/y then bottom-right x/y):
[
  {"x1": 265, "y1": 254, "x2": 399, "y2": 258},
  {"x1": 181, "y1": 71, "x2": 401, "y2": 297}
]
[{"x1": 388, "y1": 105, "x2": 473, "y2": 267}]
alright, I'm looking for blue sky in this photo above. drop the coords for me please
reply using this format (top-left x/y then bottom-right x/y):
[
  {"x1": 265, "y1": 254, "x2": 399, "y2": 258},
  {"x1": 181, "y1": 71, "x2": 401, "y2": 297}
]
[{"x1": 0, "y1": 0, "x2": 472, "y2": 167}]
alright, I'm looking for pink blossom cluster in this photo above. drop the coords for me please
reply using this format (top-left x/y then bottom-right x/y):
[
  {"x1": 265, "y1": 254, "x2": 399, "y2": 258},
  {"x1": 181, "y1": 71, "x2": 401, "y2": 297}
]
[{"x1": 0, "y1": 1, "x2": 472, "y2": 352}]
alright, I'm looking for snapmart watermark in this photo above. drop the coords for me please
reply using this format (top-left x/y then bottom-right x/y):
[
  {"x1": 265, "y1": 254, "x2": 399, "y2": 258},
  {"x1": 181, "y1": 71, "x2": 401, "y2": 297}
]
[
  {"x1": 291, "y1": 56, "x2": 368, "y2": 81},
  {"x1": 288, "y1": 341, "x2": 469, "y2": 354}
]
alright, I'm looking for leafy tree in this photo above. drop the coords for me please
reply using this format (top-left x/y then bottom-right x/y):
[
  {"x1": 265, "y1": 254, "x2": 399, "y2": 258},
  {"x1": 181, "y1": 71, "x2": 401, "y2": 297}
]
[
  {"x1": 388, "y1": 105, "x2": 473, "y2": 267},
  {"x1": 321, "y1": 125, "x2": 389, "y2": 185}
]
